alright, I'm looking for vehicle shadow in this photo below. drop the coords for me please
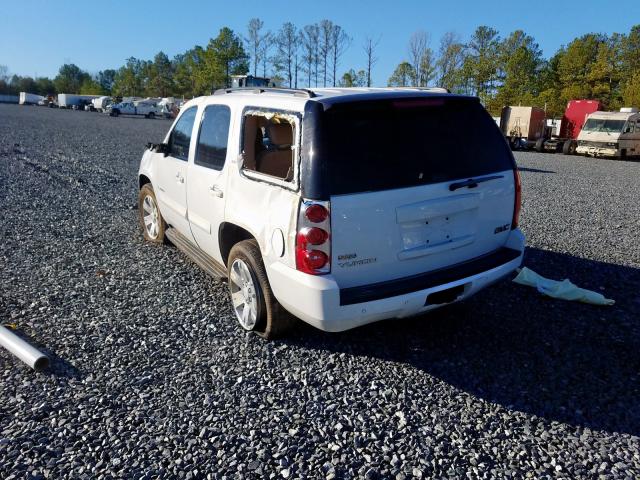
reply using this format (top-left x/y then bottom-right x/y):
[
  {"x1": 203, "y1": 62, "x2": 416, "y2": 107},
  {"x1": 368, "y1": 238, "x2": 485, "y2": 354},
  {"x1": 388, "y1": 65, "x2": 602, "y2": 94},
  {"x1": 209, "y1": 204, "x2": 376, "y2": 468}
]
[
  {"x1": 286, "y1": 247, "x2": 640, "y2": 436},
  {"x1": 518, "y1": 167, "x2": 555, "y2": 174}
]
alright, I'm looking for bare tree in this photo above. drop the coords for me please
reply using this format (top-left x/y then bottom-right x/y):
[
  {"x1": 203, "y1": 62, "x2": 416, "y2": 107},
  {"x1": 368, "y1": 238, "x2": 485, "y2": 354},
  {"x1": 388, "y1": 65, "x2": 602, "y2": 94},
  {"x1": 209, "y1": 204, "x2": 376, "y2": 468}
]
[
  {"x1": 418, "y1": 47, "x2": 437, "y2": 86},
  {"x1": 275, "y1": 23, "x2": 298, "y2": 88},
  {"x1": 408, "y1": 30, "x2": 429, "y2": 86},
  {"x1": 330, "y1": 25, "x2": 351, "y2": 87},
  {"x1": 363, "y1": 36, "x2": 381, "y2": 87},
  {"x1": 259, "y1": 31, "x2": 273, "y2": 78},
  {"x1": 319, "y1": 19, "x2": 334, "y2": 87},
  {"x1": 245, "y1": 18, "x2": 266, "y2": 77},
  {"x1": 301, "y1": 25, "x2": 319, "y2": 87},
  {"x1": 436, "y1": 31, "x2": 466, "y2": 91},
  {"x1": 0, "y1": 65, "x2": 9, "y2": 82}
]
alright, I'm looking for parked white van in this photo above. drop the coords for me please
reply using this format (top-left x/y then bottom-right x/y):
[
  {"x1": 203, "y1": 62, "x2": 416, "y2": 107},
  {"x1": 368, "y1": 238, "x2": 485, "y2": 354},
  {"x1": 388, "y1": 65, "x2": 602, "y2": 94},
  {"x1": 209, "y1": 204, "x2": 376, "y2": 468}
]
[
  {"x1": 137, "y1": 88, "x2": 525, "y2": 338},
  {"x1": 577, "y1": 108, "x2": 640, "y2": 159}
]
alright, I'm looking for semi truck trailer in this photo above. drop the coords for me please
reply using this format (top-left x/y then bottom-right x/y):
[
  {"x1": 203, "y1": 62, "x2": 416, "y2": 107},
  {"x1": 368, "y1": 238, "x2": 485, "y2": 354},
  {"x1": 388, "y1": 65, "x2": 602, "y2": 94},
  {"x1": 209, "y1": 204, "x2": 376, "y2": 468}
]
[
  {"x1": 499, "y1": 106, "x2": 546, "y2": 150},
  {"x1": 19, "y1": 92, "x2": 45, "y2": 105},
  {"x1": 57, "y1": 93, "x2": 100, "y2": 109},
  {"x1": 540, "y1": 99, "x2": 601, "y2": 154}
]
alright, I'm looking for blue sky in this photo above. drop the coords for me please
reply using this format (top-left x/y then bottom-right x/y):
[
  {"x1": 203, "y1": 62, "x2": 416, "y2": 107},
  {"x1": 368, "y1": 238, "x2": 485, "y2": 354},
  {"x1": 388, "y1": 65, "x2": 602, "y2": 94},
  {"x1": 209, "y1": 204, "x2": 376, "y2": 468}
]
[{"x1": 1, "y1": 0, "x2": 638, "y2": 86}]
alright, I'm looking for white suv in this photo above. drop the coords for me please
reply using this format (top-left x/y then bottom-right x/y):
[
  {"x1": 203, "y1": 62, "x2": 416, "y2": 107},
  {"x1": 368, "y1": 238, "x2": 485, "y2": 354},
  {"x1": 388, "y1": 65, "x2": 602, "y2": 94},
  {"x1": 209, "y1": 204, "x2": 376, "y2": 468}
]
[{"x1": 138, "y1": 87, "x2": 525, "y2": 338}]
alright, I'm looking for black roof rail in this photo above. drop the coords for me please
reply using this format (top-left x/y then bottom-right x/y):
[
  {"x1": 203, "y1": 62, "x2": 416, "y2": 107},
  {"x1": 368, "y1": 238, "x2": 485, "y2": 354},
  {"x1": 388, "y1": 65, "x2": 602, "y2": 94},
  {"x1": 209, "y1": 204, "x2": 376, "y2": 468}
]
[{"x1": 213, "y1": 87, "x2": 316, "y2": 98}]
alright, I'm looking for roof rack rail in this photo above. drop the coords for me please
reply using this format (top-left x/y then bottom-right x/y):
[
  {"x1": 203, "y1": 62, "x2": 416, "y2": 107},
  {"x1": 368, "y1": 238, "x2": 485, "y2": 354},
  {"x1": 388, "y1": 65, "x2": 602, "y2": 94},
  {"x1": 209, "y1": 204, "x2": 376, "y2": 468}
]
[{"x1": 213, "y1": 87, "x2": 316, "y2": 98}]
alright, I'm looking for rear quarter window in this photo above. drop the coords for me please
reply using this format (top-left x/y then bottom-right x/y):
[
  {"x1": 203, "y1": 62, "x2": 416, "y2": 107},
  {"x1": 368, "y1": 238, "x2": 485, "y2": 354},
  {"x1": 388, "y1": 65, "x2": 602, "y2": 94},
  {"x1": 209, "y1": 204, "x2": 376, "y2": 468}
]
[{"x1": 316, "y1": 97, "x2": 514, "y2": 195}]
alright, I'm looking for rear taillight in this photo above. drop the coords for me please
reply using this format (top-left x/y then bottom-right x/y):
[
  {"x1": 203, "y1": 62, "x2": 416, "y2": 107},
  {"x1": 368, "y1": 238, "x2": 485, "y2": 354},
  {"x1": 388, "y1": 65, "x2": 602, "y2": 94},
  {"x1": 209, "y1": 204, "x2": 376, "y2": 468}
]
[
  {"x1": 511, "y1": 168, "x2": 522, "y2": 229},
  {"x1": 296, "y1": 200, "x2": 330, "y2": 274}
]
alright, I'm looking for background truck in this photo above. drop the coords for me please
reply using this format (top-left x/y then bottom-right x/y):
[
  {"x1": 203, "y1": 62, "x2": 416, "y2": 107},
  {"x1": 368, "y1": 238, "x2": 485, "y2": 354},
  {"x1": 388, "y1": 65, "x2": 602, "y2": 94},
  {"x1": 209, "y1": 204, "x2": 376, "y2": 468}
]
[
  {"x1": 90, "y1": 96, "x2": 111, "y2": 112},
  {"x1": 499, "y1": 106, "x2": 546, "y2": 150},
  {"x1": 230, "y1": 74, "x2": 276, "y2": 88},
  {"x1": 19, "y1": 92, "x2": 45, "y2": 105},
  {"x1": 576, "y1": 108, "x2": 640, "y2": 159},
  {"x1": 57, "y1": 93, "x2": 100, "y2": 109},
  {"x1": 107, "y1": 99, "x2": 161, "y2": 118},
  {"x1": 540, "y1": 99, "x2": 601, "y2": 154}
]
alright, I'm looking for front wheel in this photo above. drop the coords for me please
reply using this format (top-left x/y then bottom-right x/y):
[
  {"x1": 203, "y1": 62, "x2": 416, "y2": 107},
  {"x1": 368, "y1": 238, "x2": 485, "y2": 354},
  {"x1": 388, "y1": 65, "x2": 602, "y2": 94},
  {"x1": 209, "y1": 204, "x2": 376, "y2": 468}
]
[
  {"x1": 148, "y1": 112, "x2": 155, "y2": 119},
  {"x1": 227, "y1": 240, "x2": 296, "y2": 339},
  {"x1": 138, "y1": 184, "x2": 166, "y2": 243},
  {"x1": 563, "y1": 140, "x2": 576, "y2": 155}
]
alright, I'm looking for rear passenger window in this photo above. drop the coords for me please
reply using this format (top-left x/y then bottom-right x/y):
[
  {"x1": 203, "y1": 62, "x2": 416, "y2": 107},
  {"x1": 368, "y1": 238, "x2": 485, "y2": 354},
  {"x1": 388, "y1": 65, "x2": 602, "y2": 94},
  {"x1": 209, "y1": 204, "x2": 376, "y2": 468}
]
[
  {"x1": 241, "y1": 112, "x2": 296, "y2": 182},
  {"x1": 196, "y1": 105, "x2": 231, "y2": 170},
  {"x1": 168, "y1": 107, "x2": 197, "y2": 160}
]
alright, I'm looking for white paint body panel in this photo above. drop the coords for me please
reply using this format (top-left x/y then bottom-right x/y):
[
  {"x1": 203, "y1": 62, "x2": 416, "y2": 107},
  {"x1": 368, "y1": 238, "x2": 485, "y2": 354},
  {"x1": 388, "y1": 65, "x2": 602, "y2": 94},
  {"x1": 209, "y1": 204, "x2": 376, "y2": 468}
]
[
  {"x1": 330, "y1": 171, "x2": 515, "y2": 289},
  {"x1": 138, "y1": 90, "x2": 526, "y2": 332},
  {"x1": 268, "y1": 229, "x2": 525, "y2": 331}
]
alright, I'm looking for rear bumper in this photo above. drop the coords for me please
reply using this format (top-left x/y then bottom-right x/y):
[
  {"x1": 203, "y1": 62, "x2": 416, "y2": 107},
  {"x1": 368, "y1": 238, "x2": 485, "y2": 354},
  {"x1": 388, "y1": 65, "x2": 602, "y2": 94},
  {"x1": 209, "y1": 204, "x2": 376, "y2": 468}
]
[
  {"x1": 267, "y1": 229, "x2": 525, "y2": 332},
  {"x1": 576, "y1": 146, "x2": 618, "y2": 157}
]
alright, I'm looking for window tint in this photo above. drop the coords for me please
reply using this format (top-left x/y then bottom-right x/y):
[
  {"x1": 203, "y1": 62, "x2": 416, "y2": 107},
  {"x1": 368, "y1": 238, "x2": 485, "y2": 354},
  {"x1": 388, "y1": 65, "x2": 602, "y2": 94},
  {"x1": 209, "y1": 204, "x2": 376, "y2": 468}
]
[
  {"x1": 169, "y1": 107, "x2": 197, "y2": 160},
  {"x1": 316, "y1": 97, "x2": 514, "y2": 195},
  {"x1": 195, "y1": 105, "x2": 231, "y2": 170}
]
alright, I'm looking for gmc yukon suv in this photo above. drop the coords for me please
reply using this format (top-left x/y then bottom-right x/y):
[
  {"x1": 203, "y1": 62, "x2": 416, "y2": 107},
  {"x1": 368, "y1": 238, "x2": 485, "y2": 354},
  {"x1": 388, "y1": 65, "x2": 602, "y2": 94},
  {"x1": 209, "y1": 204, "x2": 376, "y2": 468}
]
[{"x1": 138, "y1": 87, "x2": 525, "y2": 338}]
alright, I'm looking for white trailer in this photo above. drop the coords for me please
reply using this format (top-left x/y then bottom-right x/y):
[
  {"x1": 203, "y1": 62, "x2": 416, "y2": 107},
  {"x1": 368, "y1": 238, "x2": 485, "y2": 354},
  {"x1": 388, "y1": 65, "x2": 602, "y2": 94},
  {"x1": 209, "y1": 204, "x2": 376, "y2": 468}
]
[
  {"x1": 57, "y1": 93, "x2": 100, "y2": 109},
  {"x1": 19, "y1": 92, "x2": 45, "y2": 105}
]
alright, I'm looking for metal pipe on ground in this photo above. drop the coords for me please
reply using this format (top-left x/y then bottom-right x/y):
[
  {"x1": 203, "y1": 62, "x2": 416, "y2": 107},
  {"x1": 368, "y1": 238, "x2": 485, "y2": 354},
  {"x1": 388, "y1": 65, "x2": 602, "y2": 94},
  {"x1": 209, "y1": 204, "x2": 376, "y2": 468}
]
[{"x1": 0, "y1": 325, "x2": 49, "y2": 370}]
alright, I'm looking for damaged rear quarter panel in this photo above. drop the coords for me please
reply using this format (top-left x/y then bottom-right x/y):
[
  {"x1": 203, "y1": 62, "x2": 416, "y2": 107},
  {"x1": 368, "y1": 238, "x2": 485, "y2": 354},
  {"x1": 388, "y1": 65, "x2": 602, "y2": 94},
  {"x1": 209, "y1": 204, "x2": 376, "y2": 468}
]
[
  {"x1": 225, "y1": 166, "x2": 300, "y2": 269},
  {"x1": 224, "y1": 107, "x2": 303, "y2": 271}
]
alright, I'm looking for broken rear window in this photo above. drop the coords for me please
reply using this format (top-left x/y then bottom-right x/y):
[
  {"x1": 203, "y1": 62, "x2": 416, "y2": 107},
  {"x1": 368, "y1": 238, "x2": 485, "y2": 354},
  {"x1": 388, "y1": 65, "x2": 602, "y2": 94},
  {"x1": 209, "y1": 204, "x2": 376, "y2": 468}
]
[{"x1": 241, "y1": 112, "x2": 296, "y2": 182}]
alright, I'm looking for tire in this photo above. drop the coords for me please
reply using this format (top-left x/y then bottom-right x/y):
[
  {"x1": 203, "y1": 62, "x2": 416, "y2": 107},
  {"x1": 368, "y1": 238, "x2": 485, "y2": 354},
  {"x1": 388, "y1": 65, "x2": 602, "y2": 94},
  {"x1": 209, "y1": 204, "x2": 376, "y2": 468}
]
[
  {"x1": 509, "y1": 137, "x2": 519, "y2": 151},
  {"x1": 562, "y1": 140, "x2": 576, "y2": 155},
  {"x1": 535, "y1": 138, "x2": 545, "y2": 152},
  {"x1": 148, "y1": 112, "x2": 155, "y2": 119},
  {"x1": 227, "y1": 240, "x2": 296, "y2": 339},
  {"x1": 111, "y1": 109, "x2": 120, "y2": 117},
  {"x1": 138, "y1": 184, "x2": 166, "y2": 243}
]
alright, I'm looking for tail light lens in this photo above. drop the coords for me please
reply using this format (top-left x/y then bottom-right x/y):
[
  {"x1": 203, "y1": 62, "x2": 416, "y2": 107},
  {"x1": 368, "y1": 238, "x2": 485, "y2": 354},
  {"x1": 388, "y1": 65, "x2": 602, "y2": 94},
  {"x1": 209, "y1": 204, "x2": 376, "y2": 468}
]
[
  {"x1": 511, "y1": 168, "x2": 521, "y2": 229},
  {"x1": 296, "y1": 201, "x2": 330, "y2": 274},
  {"x1": 304, "y1": 204, "x2": 329, "y2": 223}
]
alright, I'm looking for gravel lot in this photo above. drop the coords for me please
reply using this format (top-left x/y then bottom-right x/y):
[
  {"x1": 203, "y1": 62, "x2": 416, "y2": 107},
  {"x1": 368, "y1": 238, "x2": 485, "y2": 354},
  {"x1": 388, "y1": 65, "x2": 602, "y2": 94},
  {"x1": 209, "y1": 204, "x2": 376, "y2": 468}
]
[{"x1": 1, "y1": 103, "x2": 639, "y2": 479}]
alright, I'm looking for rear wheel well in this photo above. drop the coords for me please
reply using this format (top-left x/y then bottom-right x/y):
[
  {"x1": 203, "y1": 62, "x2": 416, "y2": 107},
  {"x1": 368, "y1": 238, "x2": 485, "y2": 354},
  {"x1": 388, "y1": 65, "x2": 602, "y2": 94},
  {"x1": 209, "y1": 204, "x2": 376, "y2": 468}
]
[
  {"x1": 139, "y1": 174, "x2": 151, "y2": 189},
  {"x1": 219, "y1": 223, "x2": 256, "y2": 267}
]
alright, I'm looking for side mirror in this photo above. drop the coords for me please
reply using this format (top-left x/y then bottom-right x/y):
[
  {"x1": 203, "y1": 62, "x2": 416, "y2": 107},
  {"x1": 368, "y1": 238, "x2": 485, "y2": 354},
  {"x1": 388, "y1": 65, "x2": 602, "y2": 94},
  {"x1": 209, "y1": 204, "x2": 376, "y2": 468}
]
[{"x1": 147, "y1": 142, "x2": 170, "y2": 156}]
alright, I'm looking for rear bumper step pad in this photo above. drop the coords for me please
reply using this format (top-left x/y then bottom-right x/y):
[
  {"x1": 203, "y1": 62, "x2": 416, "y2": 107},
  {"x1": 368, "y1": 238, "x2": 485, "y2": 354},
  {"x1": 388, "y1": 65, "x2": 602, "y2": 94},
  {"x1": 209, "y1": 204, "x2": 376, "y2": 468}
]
[{"x1": 339, "y1": 247, "x2": 522, "y2": 306}]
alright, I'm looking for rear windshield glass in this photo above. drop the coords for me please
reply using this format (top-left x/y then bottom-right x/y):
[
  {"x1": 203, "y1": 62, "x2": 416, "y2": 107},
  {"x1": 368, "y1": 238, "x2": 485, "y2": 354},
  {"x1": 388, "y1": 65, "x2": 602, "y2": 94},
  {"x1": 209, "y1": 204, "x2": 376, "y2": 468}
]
[{"x1": 319, "y1": 97, "x2": 513, "y2": 195}]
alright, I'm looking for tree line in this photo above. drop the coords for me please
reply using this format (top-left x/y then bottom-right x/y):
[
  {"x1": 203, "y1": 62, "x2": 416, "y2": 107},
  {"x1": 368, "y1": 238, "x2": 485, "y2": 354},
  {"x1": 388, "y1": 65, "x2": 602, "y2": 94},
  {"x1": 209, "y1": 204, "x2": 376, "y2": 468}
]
[
  {"x1": 1, "y1": 21, "x2": 638, "y2": 117},
  {"x1": 388, "y1": 25, "x2": 640, "y2": 116}
]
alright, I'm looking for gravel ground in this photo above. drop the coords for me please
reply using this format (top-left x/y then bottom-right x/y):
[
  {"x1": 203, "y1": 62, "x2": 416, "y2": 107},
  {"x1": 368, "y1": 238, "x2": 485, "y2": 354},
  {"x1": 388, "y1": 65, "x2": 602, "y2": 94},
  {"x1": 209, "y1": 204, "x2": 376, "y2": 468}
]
[{"x1": 1, "y1": 103, "x2": 639, "y2": 479}]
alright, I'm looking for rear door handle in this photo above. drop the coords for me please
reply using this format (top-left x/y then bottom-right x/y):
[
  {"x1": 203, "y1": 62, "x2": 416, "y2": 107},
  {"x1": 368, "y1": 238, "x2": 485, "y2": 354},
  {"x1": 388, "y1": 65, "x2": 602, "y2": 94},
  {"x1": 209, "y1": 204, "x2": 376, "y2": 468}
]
[
  {"x1": 175, "y1": 172, "x2": 184, "y2": 184},
  {"x1": 209, "y1": 185, "x2": 223, "y2": 198}
]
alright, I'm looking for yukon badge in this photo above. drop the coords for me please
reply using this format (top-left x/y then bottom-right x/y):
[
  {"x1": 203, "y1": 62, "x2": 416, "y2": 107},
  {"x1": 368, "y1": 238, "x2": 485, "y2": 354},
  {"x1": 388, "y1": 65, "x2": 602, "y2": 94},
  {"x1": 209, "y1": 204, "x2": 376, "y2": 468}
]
[{"x1": 337, "y1": 253, "x2": 377, "y2": 268}]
